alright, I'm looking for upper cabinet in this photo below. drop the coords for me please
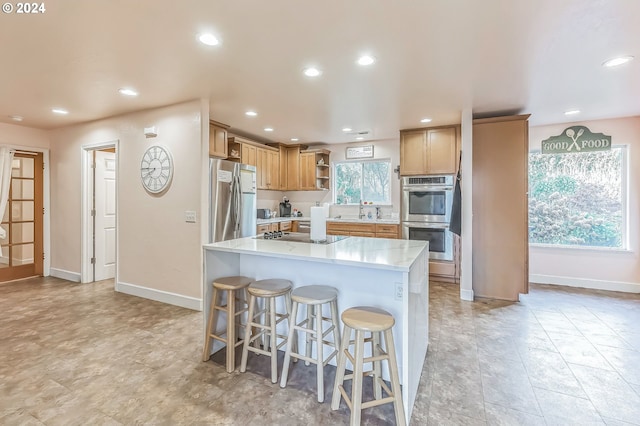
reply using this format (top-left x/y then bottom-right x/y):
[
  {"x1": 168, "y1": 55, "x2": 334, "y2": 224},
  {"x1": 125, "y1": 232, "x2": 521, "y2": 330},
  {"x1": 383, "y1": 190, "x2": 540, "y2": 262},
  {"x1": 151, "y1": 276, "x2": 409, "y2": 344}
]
[
  {"x1": 400, "y1": 125, "x2": 460, "y2": 175},
  {"x1": 209, "y1": 120, "x2": 229, "y2": 158},
  {"x1": 228, "y1": 139, "x2": 329, "y2": 191}
]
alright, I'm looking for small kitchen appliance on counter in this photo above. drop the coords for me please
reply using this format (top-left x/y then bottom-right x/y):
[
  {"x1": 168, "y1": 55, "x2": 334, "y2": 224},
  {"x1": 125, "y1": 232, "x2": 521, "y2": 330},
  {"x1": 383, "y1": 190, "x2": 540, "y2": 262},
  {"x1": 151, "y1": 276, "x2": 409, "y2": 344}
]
[
  {"x1": 257, "y1": 208, "x2": 271, "y2": 219},
  {"x1": 279, "y1": 196, "x2": 292, "y2": 217}
]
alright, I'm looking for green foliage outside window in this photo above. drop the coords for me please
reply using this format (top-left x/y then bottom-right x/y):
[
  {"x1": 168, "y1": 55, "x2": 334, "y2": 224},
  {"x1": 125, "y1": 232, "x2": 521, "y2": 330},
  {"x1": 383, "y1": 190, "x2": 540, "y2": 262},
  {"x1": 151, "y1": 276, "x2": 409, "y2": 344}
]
[
  {"x1": 528, "y1": 148, "x2": 624, "y2": 247},
  {"x1": 335, "y1": 160, "x2": 391, "y2": 204}
]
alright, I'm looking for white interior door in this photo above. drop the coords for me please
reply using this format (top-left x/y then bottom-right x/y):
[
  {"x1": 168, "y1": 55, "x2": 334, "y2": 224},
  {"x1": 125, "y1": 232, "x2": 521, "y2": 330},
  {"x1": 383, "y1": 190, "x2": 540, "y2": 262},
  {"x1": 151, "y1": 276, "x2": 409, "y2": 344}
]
[{"x1": 94, "y1": 150, "x2": 116, "y2": 281}]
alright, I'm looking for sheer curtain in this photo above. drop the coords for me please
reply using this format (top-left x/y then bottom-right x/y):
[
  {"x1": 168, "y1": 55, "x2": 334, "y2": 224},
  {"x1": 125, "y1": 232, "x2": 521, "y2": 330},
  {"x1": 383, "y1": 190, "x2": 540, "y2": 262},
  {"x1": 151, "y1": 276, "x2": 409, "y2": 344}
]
[{"x1": 0, "y1": 147, "x2": 15, "y2": 258}]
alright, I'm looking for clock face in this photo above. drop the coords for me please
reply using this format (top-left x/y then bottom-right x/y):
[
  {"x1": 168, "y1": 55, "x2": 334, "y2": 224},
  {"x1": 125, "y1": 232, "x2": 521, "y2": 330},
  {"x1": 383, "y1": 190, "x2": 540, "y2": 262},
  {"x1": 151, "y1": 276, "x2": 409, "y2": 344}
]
[{"x1": 140, "y1": 145, "x2": 173, "y2": 193}]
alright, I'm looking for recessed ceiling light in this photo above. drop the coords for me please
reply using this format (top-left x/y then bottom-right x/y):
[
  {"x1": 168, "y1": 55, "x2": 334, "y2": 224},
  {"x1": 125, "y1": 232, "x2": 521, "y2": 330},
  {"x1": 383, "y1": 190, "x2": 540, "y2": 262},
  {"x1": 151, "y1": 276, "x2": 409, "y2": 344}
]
[
  {"x1": 356, "y1": 137, "x2": 364, "y2": 141},
  {"x1": 9, "y1": 115, "x2": 23, "y2": 121},
  {"x1": 420, "y1": 118, "x2": 432, "y2": 123},
  {"x1": 52, "y1": 108, "x2": 68, "y2": 115},
  {"x1": 264, "y1": 127, "x2": 274, "y2": 132},
  {"x1": 564, "y1": 109, "x2": 580, "y2": 116},
  {"x1": 245, "y1": 111, "x2": 258, "y2": 117},
  {"x1": 342, "y1": 127, "x2": 352, "y2": 132},
  {"x1": 357, "y1": 55, "x2": 375, "y2": 66},
  {"x1": 303, "y1": 67, "x2": 322, "y2": 77},
  {"x1": 198, "y1": 33, "x2": 220, "y2": 46},
  {"x1": 290, "y1": 138, "x2": 299, "y2": 142},
  {"x1": 602, "y1": 56, "x2": 634, "y2": 68},
  {"x1": 118, "y1": 88, "x2": 138, "y2": 97}
]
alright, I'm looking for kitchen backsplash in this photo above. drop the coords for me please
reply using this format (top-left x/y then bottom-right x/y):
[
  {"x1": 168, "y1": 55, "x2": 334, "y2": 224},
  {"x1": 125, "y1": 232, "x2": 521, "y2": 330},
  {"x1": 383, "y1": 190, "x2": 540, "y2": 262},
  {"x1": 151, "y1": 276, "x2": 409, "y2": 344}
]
[{"x1": 256, "y1": 190, "x2": 397, "y2": 219}]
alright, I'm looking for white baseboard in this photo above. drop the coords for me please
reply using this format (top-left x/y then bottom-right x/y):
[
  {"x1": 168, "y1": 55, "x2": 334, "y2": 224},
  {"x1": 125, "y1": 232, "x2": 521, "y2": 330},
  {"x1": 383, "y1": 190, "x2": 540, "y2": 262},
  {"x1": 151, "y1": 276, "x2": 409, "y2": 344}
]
[
  {"x1": 116, "y1": 281, "x2": 202, "y2": 311},
  {"x1": 50, "y1": 268, "x2": 81, "y2": 282},
  {"x1": 530, "y1": 274, "x2": 640, "y2": 294},
  {"x1": 460, "y1": 288, "x2": 474, "y2": 301}
]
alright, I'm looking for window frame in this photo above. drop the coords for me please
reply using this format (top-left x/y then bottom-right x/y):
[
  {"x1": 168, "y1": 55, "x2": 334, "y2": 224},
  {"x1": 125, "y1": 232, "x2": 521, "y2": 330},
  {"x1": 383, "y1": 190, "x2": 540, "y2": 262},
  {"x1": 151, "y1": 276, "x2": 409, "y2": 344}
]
[
  {"x1": 527, "y1": 145, "x2": 629, "y2": 251},
  {"x1": 332, "y1": 158, "x2": 393, "y2": 206}
]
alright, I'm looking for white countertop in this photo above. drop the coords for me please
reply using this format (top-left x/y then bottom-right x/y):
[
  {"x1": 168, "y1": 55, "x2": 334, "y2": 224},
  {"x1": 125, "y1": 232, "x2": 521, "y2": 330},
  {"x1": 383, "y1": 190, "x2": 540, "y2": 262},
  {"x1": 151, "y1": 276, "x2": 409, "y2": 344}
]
[
  {"x1": 203, "y1": 235, "x2": 428, "y2": 272},
  {"x1": 257, "y1": 216, "x2": 310, "y2": 225},
  {"x1": 326, "y1": 217, "x2": 400, "y2": 224}
]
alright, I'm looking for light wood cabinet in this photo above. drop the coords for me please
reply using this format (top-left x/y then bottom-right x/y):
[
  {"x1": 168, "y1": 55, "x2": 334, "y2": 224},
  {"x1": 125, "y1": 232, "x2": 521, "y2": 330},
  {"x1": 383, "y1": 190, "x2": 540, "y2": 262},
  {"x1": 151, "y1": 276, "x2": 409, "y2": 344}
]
[
  {"x1": 299, "y1": 152, "x2": 316, "y2": 190},
  {"x1": 472, "y1": 114, "x2": 529, "y2": 301},
  {"x1": 241, "y1": 143, "x2": 257, "y2": 167},
  {"x1": 229, "y1": 136, "x2": 279, "y2": 190},
  {"x1": 400, "y1": 125, "x2": 459, "y2": 175},
  {"x1": 279, "y1": 221, "x2": 292, "y2": 231},
  {"x1": 285, "y1": 146, "x2": 300, "y2": 190},
  {"x1": 267, "y1": 150, "x2": 279, "y2": 189},
  {"x1": 326, "y1": 222, "x2": 399, "y2": 239},
  {"x1": 256, "y1": 147, "x2": 268, "y2": 189},
  {"x1": 209, "y1": 120, "x2": 229, "y2": 158}
]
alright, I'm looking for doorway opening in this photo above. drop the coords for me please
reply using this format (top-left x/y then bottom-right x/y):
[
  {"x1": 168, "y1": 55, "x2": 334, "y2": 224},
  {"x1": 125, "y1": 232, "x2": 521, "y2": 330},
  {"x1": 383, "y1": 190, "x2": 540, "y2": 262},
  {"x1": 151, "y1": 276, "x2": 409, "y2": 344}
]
[
  {"x1": 0, "y1": 151, "x2": 44, "y2": 282},
  {"x1": 81, "y1": 142, "x2": 118, "y2": 284}
]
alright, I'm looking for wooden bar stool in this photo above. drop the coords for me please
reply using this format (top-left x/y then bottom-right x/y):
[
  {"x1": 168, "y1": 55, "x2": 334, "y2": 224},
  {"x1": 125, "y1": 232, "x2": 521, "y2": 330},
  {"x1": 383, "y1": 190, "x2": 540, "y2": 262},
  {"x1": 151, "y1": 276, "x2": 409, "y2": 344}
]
[
  {"x1": 331, "y1": 306, "x2": 406, "y2": 426},
  {"x1": 240, "y1": 279, "x2": 295, "y2": 383},
  {"x1": 202, "y1": 275, "x2": 253, "y2": 373},
  {"x1": 280, "y1": 285, "x2": 341, "y2": 402}
]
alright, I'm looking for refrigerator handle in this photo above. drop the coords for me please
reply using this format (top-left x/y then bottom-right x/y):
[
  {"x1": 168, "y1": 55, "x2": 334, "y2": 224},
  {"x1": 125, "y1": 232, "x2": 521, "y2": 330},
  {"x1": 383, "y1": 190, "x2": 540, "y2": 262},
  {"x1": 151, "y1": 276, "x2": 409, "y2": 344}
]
[{"x1": 234, "y1": 175, "x2": 242, "y2": 235}]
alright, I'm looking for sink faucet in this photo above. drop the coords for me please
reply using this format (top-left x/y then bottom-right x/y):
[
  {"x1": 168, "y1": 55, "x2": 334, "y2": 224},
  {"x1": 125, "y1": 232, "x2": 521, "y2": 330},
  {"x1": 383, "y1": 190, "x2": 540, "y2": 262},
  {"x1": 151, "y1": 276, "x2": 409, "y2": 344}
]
[{"x1": 359, "y1": 200, "x2": 365, "y2": 219}]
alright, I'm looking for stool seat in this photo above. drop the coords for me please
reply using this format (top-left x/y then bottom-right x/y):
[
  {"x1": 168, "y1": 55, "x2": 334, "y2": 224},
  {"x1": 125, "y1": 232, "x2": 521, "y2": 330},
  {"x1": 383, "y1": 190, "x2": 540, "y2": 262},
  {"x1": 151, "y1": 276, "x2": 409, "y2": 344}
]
[
  {"x1": 291, "y1": 285, "x2": 338, "y2": 305},
  {"x1": 213, "y1": 276, "x2": 253, "y2": 291},
  {"x1": 248, "y1": 279, "x2": 292, "y2": 297},
  {"x1": 342, "y1": 306, "x2": 395, "y2": 332}
]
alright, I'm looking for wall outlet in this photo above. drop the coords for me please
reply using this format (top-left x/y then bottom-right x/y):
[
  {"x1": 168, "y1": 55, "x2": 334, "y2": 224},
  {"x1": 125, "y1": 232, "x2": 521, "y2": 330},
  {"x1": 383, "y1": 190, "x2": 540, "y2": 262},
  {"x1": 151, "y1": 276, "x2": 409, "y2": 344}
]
[
  {"x1": 394, "y1": 282, "x2": 403, "y2": 300},
  {"x1": 185, "y1": 211, "x2": 197, "y2": 223}
]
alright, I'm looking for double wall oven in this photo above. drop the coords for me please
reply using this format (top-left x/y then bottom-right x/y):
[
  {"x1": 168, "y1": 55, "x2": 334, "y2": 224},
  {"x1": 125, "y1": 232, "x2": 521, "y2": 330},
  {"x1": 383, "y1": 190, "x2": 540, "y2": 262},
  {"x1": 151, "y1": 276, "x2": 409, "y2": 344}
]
[{"x1": 401, "y1": 175, "x2": 454, "y2": 261}]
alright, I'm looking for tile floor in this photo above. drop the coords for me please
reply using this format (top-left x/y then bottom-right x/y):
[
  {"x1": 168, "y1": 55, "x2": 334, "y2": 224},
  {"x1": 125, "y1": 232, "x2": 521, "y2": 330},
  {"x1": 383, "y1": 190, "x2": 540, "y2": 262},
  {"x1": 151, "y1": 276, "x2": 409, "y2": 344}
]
[{"x1": 1, "y1": 276, "x2": 639, "y2": 425}]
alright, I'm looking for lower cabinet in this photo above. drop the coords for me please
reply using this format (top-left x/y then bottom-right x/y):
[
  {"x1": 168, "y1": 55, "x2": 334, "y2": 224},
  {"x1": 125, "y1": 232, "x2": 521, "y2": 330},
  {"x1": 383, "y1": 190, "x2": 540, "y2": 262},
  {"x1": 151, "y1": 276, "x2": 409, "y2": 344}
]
[
  {"x1": 257, "y1": 220, "x2": 293, "y2": 234},
  {"x1": 326, "y1": 222, "x2": 399, "y2": 238}
]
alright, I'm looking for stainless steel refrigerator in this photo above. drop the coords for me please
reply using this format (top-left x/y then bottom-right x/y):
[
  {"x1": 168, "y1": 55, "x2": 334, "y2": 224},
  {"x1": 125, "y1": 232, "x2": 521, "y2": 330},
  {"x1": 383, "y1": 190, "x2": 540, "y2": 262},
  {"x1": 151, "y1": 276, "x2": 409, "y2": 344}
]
[{"x1": 209, "y1": 159, "x2": 257, "y2": 243}]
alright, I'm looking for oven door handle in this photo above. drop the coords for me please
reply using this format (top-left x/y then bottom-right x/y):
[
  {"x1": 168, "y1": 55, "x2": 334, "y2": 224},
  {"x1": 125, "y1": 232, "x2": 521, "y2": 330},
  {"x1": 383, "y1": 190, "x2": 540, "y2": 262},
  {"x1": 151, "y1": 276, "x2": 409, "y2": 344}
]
[
  {"x1": 403, "y1": 222, "x2": 450, "y2": 229},
  {"x1": 403, "y1": 185, "x2": 453, "y2": 192}
]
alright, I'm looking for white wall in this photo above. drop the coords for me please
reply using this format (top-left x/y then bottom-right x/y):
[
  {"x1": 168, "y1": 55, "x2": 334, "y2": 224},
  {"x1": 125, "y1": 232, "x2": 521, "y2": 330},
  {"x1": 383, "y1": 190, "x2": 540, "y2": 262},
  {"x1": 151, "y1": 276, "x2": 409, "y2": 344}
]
[
  {"x1": 48, "y1": 100, "x2": 207, "y2": 308},
  {"x1": 272, "y1": 138, "x2": 401, "y2": 218},
  {"x1": 529, "y1": 116, "x2": 640, "y2": 292},
  {"x1": 0, "y1": 122, "x2": 50, "y2": 149}
]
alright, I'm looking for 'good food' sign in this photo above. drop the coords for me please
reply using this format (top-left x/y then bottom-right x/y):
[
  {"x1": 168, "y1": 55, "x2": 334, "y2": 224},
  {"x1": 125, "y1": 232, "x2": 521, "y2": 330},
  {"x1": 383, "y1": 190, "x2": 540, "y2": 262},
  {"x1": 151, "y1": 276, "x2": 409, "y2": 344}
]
[{"x1": 541, "y1": 126, "x2": 612, "y2": 154}]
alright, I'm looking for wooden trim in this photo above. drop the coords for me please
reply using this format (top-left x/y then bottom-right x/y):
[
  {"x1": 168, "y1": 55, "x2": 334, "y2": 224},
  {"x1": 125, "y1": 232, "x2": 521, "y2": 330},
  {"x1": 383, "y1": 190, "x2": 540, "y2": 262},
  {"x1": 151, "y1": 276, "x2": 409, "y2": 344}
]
[
  {"x1": 400, "y1": 123, "x2": 461, "y2": 133},
  {"x1": 472, "y1": 114, "x2": 531, "y2": 124},
  {"x1": 209, "y1": 119, "x2": 230, "y2": 129},
  {"x1": 228, "y1": 136, "x2": 279, "y2": 151}
]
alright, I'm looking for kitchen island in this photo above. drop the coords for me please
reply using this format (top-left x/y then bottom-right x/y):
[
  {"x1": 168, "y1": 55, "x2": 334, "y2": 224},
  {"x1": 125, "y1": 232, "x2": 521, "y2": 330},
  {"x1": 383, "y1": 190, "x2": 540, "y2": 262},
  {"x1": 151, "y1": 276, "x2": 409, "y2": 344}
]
[{"x1": 202, "y1": 235, "x2": 429, "y2": 422}]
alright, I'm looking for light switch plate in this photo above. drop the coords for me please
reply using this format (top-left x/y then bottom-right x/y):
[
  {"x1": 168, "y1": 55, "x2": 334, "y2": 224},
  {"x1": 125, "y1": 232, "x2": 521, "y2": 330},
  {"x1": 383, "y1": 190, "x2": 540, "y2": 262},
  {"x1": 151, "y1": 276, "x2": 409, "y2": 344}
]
[
  {"x1": 185, "y1": 211, "x2": 197, "y2": 223},
  {"x1": 394, "y1": 282, "x2": 403, "y2": 300}
]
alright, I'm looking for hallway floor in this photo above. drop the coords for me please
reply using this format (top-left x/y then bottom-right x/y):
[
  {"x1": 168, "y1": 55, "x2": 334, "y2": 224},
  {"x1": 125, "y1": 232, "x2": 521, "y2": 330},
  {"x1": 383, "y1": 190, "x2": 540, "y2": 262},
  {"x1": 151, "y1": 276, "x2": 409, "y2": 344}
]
[{"x1": 1, "y1": 276, "x2": 639, "y2": 425}]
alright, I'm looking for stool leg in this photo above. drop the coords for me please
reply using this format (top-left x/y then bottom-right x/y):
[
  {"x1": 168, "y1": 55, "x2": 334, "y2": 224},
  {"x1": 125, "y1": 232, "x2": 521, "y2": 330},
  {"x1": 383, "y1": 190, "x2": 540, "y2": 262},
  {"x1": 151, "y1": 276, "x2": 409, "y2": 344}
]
[
  {"x1": 279, "y1": 300, "x2": 299, "y2": 388},
  {"x1": 285, "y1": 291, "x2": 298, "y2": 361},
  {"x1": 269, "y1": 297, "x2": 278, "y2": 383},
  {"x1": 329, "y1": 299, "x2": 341, "y2": 359},
  {"x1": 372, "y1": 330, "x2": 382, "y2": 400},
  {"x1": 226, "y1": 289, "x2": 236, "y2": 373},
  {"x1": 350, "y1": 329, "x2": 366, "y2": 426},
  {"x1": 240, "y1": 294, "x2": 256, "y2": 373},
  {"x1": 202, "y1": 286, "x2": 219, "y2": 362},
  {"x1": 384, "y1": 329, "x2": 406, "y2": 426},
  {"x1": 331, "y1": 324, "x2": 351, "y2": 410},
  {"x1": 315, "y1": 302, "x2": 324, "y2": 403},
  {"x1": 305, "y1": 303, "x2": 313, "y2": 366}
]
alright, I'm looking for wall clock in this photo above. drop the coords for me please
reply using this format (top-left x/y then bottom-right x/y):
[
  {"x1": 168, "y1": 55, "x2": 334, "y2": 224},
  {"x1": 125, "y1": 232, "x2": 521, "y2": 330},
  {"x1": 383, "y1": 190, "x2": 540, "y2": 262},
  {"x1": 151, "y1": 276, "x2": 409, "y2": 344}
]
[{"x1": 140, "y1": 145, "x2": 173, "y2": 194}]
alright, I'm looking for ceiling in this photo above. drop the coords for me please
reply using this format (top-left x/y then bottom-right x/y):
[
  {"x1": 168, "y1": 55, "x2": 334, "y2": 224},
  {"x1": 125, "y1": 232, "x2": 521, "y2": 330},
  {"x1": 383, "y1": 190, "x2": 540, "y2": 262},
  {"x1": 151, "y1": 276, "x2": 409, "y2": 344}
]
[{"x1": 1, "y1": 0, "x2": 639, "y2": 144}]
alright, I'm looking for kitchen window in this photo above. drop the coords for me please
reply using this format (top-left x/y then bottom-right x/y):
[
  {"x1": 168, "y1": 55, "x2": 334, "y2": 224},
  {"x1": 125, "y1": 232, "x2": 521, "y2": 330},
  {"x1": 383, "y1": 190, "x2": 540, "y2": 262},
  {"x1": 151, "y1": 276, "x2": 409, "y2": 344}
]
[
  {"x1": 528, "y1": 146, "x2": 626, "y2": 249},
  {"x1": 334, "y1": 159, "x2": 391, "y2": 205}
]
